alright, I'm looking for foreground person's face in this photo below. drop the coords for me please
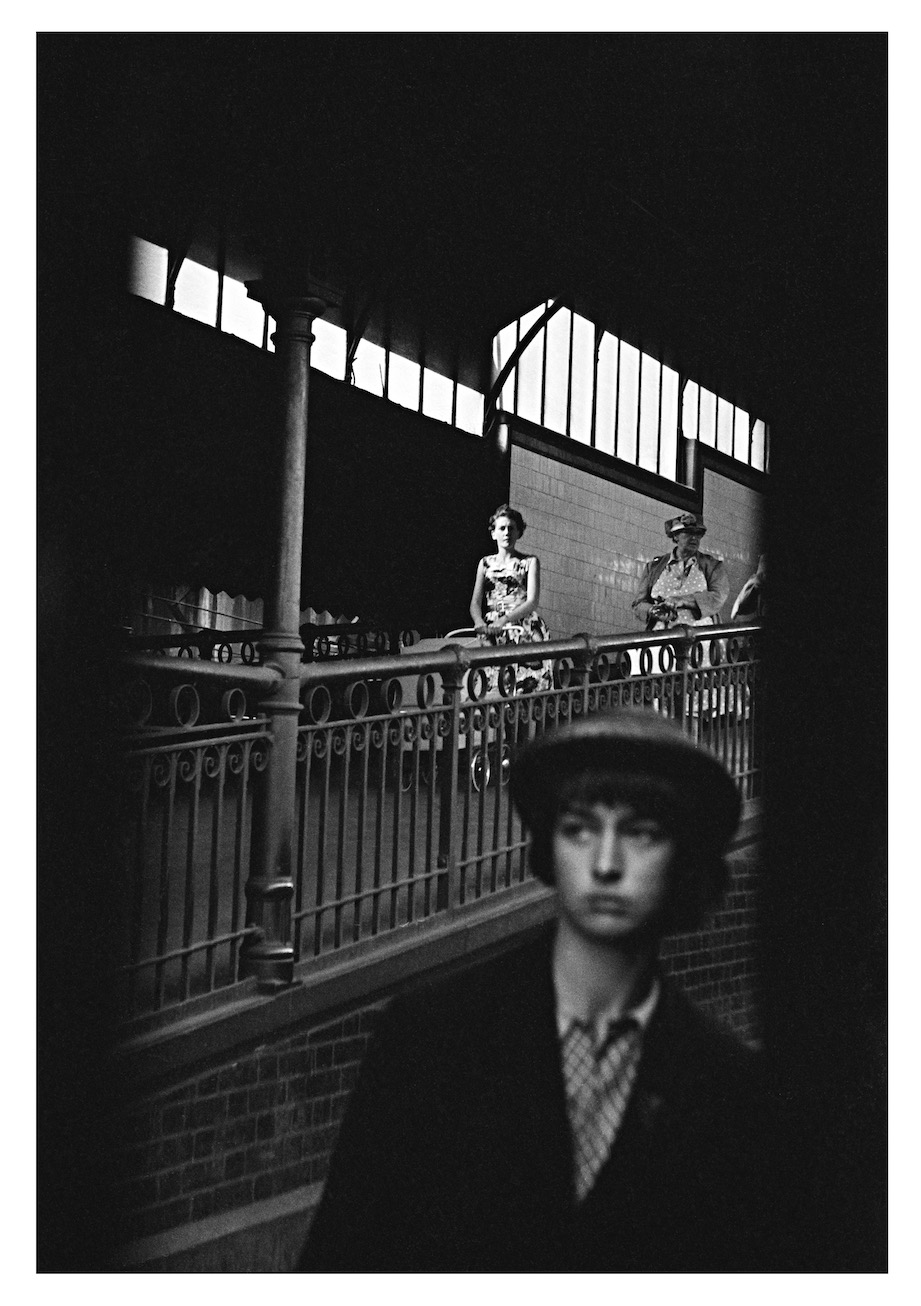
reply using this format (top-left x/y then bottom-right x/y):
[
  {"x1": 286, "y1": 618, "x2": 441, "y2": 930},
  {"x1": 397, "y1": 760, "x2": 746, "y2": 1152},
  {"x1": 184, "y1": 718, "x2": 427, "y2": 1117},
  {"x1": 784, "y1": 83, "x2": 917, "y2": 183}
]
[{"x1": 552, "y1": 800, "x2": 676, "y2": 947}]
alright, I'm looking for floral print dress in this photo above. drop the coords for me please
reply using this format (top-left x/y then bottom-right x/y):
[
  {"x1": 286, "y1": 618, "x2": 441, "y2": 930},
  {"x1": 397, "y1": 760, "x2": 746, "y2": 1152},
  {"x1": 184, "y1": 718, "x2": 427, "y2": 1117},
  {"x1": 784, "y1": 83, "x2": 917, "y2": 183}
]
[{"x1": 481, "y1": 554, "x2": 554, "y2": 695}]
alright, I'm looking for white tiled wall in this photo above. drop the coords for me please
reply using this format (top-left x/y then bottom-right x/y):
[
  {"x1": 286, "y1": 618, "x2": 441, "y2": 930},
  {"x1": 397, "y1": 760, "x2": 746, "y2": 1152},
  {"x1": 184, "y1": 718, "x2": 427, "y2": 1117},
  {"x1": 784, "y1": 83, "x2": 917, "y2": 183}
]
[{"x1": 508, "y1": 447, "x2": 764, "y2": 637}]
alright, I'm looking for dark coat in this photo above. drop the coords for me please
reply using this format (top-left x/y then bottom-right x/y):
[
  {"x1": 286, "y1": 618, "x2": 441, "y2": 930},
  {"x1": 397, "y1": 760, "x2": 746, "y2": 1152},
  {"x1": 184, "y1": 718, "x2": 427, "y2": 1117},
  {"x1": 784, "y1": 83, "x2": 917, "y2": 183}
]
[{"x1": 299, "y1": 931, "x2": 786, "y2": 1273}]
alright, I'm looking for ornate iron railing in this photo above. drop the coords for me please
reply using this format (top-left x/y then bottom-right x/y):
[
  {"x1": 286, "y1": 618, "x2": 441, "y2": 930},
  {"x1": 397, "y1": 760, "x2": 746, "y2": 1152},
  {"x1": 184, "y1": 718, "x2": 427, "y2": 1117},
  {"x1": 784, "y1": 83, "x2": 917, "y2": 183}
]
[{"x1": 118, "y1": 623, "x2": 762, "y2": 1023}]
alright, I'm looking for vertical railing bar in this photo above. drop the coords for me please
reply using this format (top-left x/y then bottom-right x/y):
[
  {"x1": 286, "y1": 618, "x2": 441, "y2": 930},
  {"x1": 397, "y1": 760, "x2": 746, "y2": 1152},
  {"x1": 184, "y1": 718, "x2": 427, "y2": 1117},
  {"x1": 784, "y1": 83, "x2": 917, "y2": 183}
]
[
  {"x1": 353, "y1": 722, "x2": 370, "y2": 943},
  {"x1": 180, "y1": 750, "x2": 204, "y2": 1002},
  {"x1": 489, "y1": 706, "x2": 506, "y2": 894},
  {"x1": 154, "y1": 756, "x2": 178, "y2": 1011},
  {"x1": 333, "y1": 728, "x2": 352, "y2": 949},
  {"x1": 390, "y1": 727, "x2": 405, "y2": 930},
  {"x1": 423, "y1": 713, "x2": 439, "y2": 918},
  {"x1": 229, "y1": 740, "x2": 252, "y2": 979},
  {"x1": 371, "y1": 724, "x2": 388, "y2": 936},
  {"x1": 204, "y1": 744, "x2": 228, "y2": 993},
  {"x1": 475, "y1": 708, "x2": 490, "y2": 900},
  {"x1": 459, "y1": 709, "x2": 474, "y2": 906},
  {"x1": 128, "y1": 757, "x2": 152, "y2": 1014},
  {"x1": 405, "y1": 727, "x2": 422, "y2": 925},
  {"x1": 314, "y1": 736, "x2": 332, "y2": 958}
]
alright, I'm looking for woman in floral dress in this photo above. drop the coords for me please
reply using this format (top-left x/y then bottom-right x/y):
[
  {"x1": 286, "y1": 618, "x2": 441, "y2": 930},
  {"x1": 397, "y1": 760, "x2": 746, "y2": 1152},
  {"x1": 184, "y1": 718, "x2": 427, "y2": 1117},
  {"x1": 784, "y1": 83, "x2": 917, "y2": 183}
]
[{"x1": 469, "y1": 505, "x2": 554, "y2": 695}]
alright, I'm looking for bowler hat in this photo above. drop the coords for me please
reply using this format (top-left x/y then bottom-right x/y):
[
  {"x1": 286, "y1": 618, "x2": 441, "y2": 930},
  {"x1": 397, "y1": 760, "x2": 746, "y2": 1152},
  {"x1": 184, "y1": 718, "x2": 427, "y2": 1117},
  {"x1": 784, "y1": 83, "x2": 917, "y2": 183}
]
[
  {"x1": 665, "y1": 511, "x2": 707, "y2": 537},
  {"x1": 510, "y1": 709, "x2": 740, "y2": 851}
]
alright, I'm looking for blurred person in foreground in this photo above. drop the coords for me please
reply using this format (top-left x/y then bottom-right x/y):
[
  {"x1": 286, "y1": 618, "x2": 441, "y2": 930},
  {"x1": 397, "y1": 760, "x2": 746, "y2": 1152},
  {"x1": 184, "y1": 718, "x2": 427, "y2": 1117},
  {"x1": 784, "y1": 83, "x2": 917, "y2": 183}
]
[
  {"x1": 731, "y1": 553, "x2": 767, "y2": 622},
  {"x1": 298, "y1": 710, "x2": 794, "y2": 1272}
]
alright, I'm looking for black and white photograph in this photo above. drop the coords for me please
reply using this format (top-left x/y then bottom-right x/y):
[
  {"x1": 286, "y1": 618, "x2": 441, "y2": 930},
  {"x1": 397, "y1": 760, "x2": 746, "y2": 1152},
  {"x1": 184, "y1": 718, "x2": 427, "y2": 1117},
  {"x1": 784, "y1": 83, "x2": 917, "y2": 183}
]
[{"x1": 36, "y1": 24, "x2": 887, "y2": 1277}]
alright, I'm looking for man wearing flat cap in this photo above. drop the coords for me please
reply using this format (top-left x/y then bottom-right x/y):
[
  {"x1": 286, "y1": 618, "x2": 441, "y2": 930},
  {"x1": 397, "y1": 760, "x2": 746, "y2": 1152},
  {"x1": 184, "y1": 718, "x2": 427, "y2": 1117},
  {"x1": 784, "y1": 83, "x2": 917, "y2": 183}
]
[
  {"x1": 632, "y1": 511, "x2": 729, "y2": 630},
  {"x1": 299, "y1": 710, "x2": 786, "y2": 1272}
]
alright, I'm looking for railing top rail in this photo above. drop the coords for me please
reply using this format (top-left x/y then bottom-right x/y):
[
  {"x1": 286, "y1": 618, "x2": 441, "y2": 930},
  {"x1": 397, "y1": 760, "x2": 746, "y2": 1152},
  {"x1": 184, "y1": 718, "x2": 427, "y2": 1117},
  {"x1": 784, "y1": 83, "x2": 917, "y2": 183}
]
[
  {"x1": 297, "y1": 621, "x2": 761, "y2": 688},
  {"x1": 122, "y1": 651, "x2": 282, "y2": 690}
]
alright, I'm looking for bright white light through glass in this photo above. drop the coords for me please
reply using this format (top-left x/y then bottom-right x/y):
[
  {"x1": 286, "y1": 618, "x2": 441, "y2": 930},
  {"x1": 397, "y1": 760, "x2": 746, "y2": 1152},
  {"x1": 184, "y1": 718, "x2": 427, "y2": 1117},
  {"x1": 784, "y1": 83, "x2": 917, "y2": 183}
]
[
  {"x1": 733, "y1": 407, "x2": 750, "y2": 462},
  {"x1": 455, "y1": 384, "x2": 484, "y2": 435},
  {"x1": 493, "y1": 320, "x2": 518, "y2": 412},
  {"x1": 266, "y1": 317, "x2": 277, "y2": 352},
  {"x1": 682, "y1": 381, "x2": 699, "y2": 440},
  {"x1": 751, "y1": 419, "x2": 766, "y2": 470},
  {"x1": 516, "y1": 321, "x2": 544, "y2": 426},
  {"x1": 638, "y1": 354, "x2": 661, "y2": 472},
  {"x1": 352, "y1": 338, "x2": 385, "y2": 394},
  {"x1": 422, "y1": 368, "x2": 453, "y2": 424},
  {"x1": 569, "y1": 312, "x2": 595, "y2": 444},
  {"x1": 221, "y1": 276, "x2": 265, "y2": 347},
  {"x1": 174, "y1": 258, "x2": 218, "y2": 326},
  {"x1": 659, "y1": 365, "x2": 680, "y2": 480},
  {"x1": 128, "y1": 237, "x2": 167, "y2": 304},
  {"x1": 543, "y1": 308, "x2": 571, "y2": 436},
  {"x1": 716, "y1": 397, "x2": 734, "y2": 455},
  {"x1": 698, "y1": 386, "x2": 717, "y2": 446},
  {"x1": 387, "y1": 352, "x2": 421, "y2": 411},
  {"x1": 616, "y1": 342, "x2": 640, "y2": 463},
  {"x1": 594, "y1": 332, "x2": 619, "y2": 456},
  {"x1": 311, "y1": 319, "x2": 347, "y2": 380}
]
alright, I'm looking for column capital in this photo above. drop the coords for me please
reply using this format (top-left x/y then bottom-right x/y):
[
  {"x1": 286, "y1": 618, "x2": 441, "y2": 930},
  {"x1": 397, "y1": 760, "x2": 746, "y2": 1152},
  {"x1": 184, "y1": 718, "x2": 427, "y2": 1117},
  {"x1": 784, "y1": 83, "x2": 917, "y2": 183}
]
[{"x1": 244, "y1": 274, "x2": 341, "y2": 327}]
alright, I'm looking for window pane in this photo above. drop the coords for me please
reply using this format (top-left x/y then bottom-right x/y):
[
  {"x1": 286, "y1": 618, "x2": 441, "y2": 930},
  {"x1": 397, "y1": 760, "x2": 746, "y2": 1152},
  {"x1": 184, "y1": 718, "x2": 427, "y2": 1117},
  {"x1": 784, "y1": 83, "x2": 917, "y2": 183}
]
[
  {"x1": 659, "y1": 365, "x2": 680, "y2": 480},
  {"x1": 174, "y1": 258, "x2": 218, "y2": 326},
  {"x1": 716, "y1": 397, "x2": 734, "y2": 455},
  {"x1": 569, "y1": 312, "x2": 595, "y2": 444},
  {"x1": 388, "y1": 352, "x2": 421, "y2": 411},
  {"x1": 493, "y1": 320, "x2": 518, "y2": 412},
  {"x1": 638, "y1": 353, "x2": 661, "y2": 473},
  {"x1": 733, "y1": 407, "x2": 750, "y2": 463},
  {"x1": 128, "y1": 237, "x2": 167, "y2": 304},
  {"x1": 422, "y1": 368, "x2": 453, "y2": 424},
  {"x1": 698, "y1": 386, "x2": 717, "y2": 446},
  {"x1": 751, "y1": 419, "x2": 767, "y2": 471},
  {"x1": 352, "y1": 338, "x2": 385, "y2": 394},
  {"x1": 456, "y1": 384, "x2": 484, "y2": 435},
  {"x1": 594, "y1": 332, "x2": 619, "y2": 456},
  {"x1": 615, "y1": 341, "x2": 640, "y2": 463},
  {"x1": 266, "y1": 316, "x2": 277, "y2": 352},
  {"x1": 516, "y1": 320, "x2": 545, "y2": 426},
  {"x1": 543, "y1": 307, "x2": 571, "y2": 435},
  {"x1": 311, "y1": 318, "x2": 347, "y2": 380},
  {"x1": 682, "y1": 381, "x2": 700, "y2": 440},
  {"x1": 221, "y1": 275, "x2": 265, "y2": 347}
]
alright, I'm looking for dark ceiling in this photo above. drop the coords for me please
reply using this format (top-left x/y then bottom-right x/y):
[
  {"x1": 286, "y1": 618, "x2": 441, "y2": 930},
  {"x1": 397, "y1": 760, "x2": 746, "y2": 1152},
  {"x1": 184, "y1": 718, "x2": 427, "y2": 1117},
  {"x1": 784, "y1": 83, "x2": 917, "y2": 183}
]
[{"x1": 39, "y1": 32, "x2": 886, "y2": 414}]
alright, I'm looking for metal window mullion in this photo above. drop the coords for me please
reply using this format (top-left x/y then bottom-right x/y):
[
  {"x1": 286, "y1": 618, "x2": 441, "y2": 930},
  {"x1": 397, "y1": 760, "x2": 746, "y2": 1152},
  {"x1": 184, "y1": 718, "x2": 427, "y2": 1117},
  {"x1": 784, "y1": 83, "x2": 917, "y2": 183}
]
[
  {"x1": 613, "y1": 332, "x2": 622, "y2": 459},
  {"x1": 418, "y1": 326, "x2": 425, "y2": 414},
  {"x1": 655, "y1": 356, "x2": 664, "y2": 476},
  {"x1": 565, "y1": 308, "x2": 575, "y2": 438},
  {"x1": 383, "y1": 297, "x2": 392, "y2": 399},
  {"x1": 513, "y1": 315, "x2": 521, "y2": 414},
  {"x1": 216, "y1": 234, "x2": 226, "y2": 331},
  {"x1": 590, "y1": 326, "x2": 602, "y2": 449},
  {"x1": 540, "y1": 304, "x2": 550, "y2": 427},
  {"x1": 635, "y1": 340, "x2": 643, "y2": 466}
]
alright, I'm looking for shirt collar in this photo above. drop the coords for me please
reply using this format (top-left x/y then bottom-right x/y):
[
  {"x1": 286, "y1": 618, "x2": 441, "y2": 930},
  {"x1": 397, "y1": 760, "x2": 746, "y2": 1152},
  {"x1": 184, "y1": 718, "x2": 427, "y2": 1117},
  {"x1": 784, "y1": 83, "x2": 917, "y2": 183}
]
[{"x1": 555, "y1": 973, "x2": 661, "y2": 1048}]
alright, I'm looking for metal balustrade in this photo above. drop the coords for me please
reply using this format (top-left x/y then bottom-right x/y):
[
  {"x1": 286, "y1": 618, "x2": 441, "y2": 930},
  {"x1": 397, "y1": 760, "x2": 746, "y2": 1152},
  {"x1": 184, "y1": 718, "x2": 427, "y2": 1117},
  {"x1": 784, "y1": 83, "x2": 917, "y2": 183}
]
[{"x1": 118, "y1": 623, "x2": 762, "y2": 1024}]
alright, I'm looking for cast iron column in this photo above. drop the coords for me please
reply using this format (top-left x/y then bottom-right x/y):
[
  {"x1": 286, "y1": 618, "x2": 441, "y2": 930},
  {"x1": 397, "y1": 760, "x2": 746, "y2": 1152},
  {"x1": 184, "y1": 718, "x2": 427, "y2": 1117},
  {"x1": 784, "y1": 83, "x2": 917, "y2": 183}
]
[{"x1": 240, "y1": 275, "x2": 334, "y2": 987}]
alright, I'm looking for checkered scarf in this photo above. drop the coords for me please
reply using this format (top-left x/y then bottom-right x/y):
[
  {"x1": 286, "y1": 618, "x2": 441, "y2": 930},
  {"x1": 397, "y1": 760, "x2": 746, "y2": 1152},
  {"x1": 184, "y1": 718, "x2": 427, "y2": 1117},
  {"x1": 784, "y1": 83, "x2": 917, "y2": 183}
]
[{"x1": 561, "y1": 1016, "x2": 643, "y2": 1203}]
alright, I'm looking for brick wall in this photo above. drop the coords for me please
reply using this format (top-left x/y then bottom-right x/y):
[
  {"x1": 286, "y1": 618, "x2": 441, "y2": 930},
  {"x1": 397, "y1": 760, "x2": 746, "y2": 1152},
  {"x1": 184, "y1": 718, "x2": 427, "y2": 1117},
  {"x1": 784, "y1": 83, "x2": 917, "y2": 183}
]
[
  {"x1": 115, "y1": 835, "x2": 760, "y2": 1266},
  {"x1": 508, "y1": 445, "x2": 764, "y2": 637}
]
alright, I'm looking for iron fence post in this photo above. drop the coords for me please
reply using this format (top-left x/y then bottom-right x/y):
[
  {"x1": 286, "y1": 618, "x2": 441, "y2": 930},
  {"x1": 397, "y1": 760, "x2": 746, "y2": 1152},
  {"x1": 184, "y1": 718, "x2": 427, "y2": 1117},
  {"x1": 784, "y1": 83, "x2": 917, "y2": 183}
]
[
  {"x1": 674, "y1": 627, "x2": 693, "y2": 732},
  {"x1": 240, "y1": 276, "x2": 336, "y2": 988},
  {"x1": 436, "y1": 649, "x2": 467, "y2": 912}
]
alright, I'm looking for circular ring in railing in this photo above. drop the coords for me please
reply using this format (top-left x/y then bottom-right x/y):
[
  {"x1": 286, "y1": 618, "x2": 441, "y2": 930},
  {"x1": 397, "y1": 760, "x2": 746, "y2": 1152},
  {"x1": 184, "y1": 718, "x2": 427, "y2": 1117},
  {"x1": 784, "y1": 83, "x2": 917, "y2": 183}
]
[
  {"x1": 178, "y1": 644, "x2": 195, "y2": 659},
  {"x1": 470, "y1": 747, "x2": 491, "y2": 792},
  {"x1": 416, "y1": 672, "x2": 438, "y2": 709},
  {"x1": 401, "y1": 629, "x2": 418, "y2": 648},
  {"x1": 169, "y1": 683, "x2": 201, "y2": 728},
  {"x1": 331, "y1": 726, "x2": 348, "y2": 755},
  {"x1": 554, "y1": 657, "x2": 573, "y2": 690},
  {"x1": 611, "y1": 650, "x2": 630, "y2": 681},
  {"x1": 334, "y1": 635, "x2": 349, "y2": 659},
  {"x1": 315, "y1": 635, "x2": 331, "y2": 659},
  {"x1": 726, "y1": 637, "x2": 742, "y2": 665},
  {"x1": 689, "y1": 639, "x2": 704, "y2": 669},
  {"x1": 216, "y1": 642, "x2": 233, "y2": 664},
  {"x1": 240, "y1": 641, "x2": 256, "y2": 665},
  {"x1": 373, "y1": 630, "x2": 387, "y2": 653},
  {"x1": 250, "y1": 739, "x2": 270, "y2": 771},
  {"x1": 203, "y1": 744, "x2": 225, "y2": 780},
  {"x1": 357, "y1": 632, "x2": 369, "y2": 654},
  {"x1": 466, "y1": 667, "x2": 489, "y2": 702},
  {"x1": 124, "y1": 678, "x2": 153, "y2": 727},
  {"x1": 592, "y1": 652, "x2": 612, "y2": 684},
  {"x1": 498, "y1": 664, "x2": 517, "y2": 697},
  {"x1": 303, "y1": 684, "x2": 332, "y2": 725},
  {"x1": 221, "y1": 687, "x2": 247, "y2": 722},
  {"x1": 658, "y1": 643, "x2": 675, "y2": 674},
  {"x1": 343, "y1": 680, "x2": 370, "y2": 719},
  {"x1": 370, "y1": 677, "x2": 403, "y2": 715},
  {"x1": 639, "y1": 647, "x2": 653, "y2": 677}
]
